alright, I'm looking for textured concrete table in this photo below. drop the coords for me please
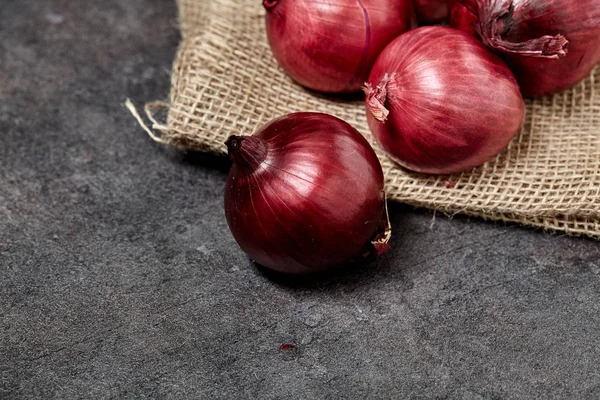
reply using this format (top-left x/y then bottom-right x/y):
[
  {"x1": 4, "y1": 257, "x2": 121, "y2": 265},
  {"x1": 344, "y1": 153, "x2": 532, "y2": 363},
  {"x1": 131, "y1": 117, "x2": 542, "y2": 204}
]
[{"x1": 2, "y1": 1, "x2": 600, "y2": 398}]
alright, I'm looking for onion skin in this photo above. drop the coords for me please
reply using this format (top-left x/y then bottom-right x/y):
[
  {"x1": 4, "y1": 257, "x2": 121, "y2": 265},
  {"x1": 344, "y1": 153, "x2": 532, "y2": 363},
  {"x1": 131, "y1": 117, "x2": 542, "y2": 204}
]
[
  {"x1": 415, "y1": 0, "x2": 449, "y2": 24},
  {"x1": 364, "y1": 26, "x2": 525, "y2": 175},
  {"x1": 450, "y1": 0, "x2": 600, "y2": 96},
  {"x1": 264, "y1": 0, "x2": 415, "y2": 93},
  {"x1": 224, "y1": 112, "x2": 389, "y2": 274},
  {"x1": 449, "y1": 0, "x2": 478, "y2": 35}
]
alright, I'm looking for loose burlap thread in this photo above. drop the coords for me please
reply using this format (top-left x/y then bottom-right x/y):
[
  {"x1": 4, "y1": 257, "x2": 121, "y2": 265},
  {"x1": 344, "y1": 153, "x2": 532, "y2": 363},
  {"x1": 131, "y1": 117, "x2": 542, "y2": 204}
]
[{"x1": 141, "y1": 0, "x2": 600, "y2": 238}]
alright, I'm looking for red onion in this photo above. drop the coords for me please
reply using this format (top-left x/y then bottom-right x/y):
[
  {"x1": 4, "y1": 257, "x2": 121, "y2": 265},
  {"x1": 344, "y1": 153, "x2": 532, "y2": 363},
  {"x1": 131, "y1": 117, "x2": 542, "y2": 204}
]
[
  {"x1": 450, "y1": 0, "x2": 600, "y2": 96},
  {"x1": 224, "y1": 112, "x2": 391, "y2": 274},
  {"x1": 263, "y1": 0, "x2": 415, "y2": 93},
  {"x1": 449, "y1": 0, "x2": 478, "y2": 36},
  {"x1": 415, "y1": 0, "x2": 449, "y2": 24},
  {"x1": 364, "y1": 26, "x2": 525, "y2": 175}
]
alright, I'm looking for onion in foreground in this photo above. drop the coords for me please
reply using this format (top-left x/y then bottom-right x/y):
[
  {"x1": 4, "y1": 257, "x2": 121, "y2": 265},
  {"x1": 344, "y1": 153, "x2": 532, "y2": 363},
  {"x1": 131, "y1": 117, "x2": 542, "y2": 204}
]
[
  {"x1": 364, "y1": 26, "x2": 525, "y2": 175},
  {"x1": 224, "y1": 112, "x2": 391, "y2": 274},
  {"x1": 264, "y1": 0, "x2": 415, "y2": 93}
]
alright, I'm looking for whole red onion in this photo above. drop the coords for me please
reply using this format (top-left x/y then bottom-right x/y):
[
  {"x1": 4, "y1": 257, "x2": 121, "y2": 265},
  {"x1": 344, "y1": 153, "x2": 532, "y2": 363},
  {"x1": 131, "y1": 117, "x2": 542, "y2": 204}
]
[
  {"x1": 224, "y1": 112, "x2": 391, "y2": 274},
  {"x1": 450, "y1": 0, "x2": 600, "y2": 96},
  {"x1": 415, "y1": 0, "x2": 449, "y2": 24},
  {"x1": 364, "y1": 26, "x2": 525, "y2": 175},
  {"x1": 263, "y1": 0, "x2": 415, "y2": 93}
]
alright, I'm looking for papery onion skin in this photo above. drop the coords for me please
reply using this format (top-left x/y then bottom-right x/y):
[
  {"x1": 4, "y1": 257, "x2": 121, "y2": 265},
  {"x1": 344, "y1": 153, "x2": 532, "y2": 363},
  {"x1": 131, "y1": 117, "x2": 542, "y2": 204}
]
[
  {"x1": 415, "y1": 0, "x2": 449, "y2": 24},
  {"x1": 224, "y1": 112, "x2": 389, "y2": 274},
  {"x1": 450, "y1": 0, "x2": 600, "y2": 96},
  {"x1": 364, "y1": 26, "x2": 525, "y2": 175},
  {"x1": 264, "y1": 0, "x2": 415, "y2": 93}
]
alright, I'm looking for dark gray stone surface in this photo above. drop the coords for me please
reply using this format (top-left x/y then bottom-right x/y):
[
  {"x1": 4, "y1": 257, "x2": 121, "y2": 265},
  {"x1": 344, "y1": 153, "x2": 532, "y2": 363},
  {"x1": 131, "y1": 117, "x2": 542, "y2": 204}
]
[{"x1": 2, "y1": 1, "x2": 600, "y2": 399}]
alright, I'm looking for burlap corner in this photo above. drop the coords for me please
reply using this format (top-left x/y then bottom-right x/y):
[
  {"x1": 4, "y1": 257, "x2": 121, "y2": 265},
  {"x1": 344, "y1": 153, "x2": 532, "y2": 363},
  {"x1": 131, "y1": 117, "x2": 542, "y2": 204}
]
[{"x1": 150, "y1": 0, "x2": 600, "y2": 239}]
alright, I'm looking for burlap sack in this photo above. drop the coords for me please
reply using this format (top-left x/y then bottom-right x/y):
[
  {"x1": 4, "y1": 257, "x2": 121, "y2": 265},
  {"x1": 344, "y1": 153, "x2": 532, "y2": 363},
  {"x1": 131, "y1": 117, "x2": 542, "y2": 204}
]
[{"x1": 134, "y1": 0, "x2": 600, "y2": 239}]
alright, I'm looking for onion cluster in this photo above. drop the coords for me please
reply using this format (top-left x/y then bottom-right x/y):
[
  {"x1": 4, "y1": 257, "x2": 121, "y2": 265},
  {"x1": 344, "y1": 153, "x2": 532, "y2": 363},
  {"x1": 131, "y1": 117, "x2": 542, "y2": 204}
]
[{"x1": 219, "y1": 0, "x2": 599, "y2": 274}]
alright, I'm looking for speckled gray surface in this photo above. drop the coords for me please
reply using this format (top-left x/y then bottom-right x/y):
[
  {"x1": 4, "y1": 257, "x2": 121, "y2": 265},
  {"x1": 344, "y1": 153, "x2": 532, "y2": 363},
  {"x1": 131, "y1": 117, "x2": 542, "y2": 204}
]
[{"x1": 2, "y1": 1, "x2": 600, "y2": 399}]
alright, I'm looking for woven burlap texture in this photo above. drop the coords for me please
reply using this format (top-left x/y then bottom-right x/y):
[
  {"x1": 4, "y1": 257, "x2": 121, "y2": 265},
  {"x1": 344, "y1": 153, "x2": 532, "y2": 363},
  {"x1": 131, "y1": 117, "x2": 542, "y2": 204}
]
[{"x1": 152, "y1": 0, "x2": 600, "y2": 238}]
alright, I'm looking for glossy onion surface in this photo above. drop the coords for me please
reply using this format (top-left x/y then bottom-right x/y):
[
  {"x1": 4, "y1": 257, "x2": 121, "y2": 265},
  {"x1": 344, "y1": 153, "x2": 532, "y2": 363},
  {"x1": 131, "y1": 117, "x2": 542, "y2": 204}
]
[
  {"x1": 449, "y1": 0, "x2": 478, "y2": 36},
  {"x1": 224, "y1": 112, "x2": 387, "y2": 274},
  {"x1": 264, "y1": 0, "x2": 415, "y2": 93},
  {"x1": 415, "y1": 0, "x2": 449, "y2": 24},
  {"x1": 365, "y1": 26, "x2": 525, "y2": 175},
  {"x1": 450, "y1": 0, "x2": 600, "y2": 96}
]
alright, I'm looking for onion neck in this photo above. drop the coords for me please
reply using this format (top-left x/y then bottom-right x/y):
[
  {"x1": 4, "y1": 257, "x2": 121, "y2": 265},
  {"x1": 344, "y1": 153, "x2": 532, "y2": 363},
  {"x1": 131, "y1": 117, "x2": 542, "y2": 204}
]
[
  {"x1": 226, "y1": 135, "x2": 268, "y2": 173},
  {"x1": 475, "y1": 0, "x2": 568, "y2": 59},
  {"x1": 364, "y1": 73, "x2": 395, "y2": 123}
]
